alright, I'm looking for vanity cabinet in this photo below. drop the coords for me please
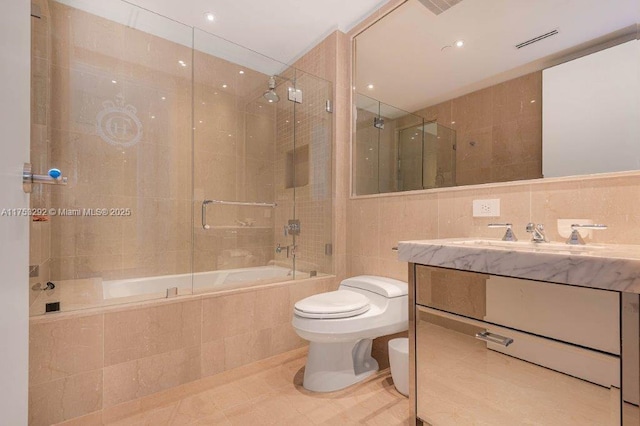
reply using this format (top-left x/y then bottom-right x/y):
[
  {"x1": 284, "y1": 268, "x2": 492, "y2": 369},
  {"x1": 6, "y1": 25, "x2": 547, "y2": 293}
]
[{"x1": 410, "y1": 264, "x2": 640, "y2": 426}]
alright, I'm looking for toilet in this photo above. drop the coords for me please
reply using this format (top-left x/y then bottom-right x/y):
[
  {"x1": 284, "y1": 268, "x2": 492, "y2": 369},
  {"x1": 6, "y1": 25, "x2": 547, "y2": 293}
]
[{"x1": 292, "y1": 275, "x2": 408, "y2": 392}]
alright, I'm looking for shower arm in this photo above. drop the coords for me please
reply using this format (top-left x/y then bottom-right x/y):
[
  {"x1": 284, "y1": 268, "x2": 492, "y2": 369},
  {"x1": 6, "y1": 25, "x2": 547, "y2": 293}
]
[{"x1": 201, "y1": 199, "x2": 278, "y2": 230}]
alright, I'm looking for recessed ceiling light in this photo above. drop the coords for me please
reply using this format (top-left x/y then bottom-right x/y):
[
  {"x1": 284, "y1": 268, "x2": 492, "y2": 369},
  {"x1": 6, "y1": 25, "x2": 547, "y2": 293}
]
[
  {"x1": 239, "y1": 70, "x2": 244, "y2": 74},
  {"x1": 161, "y1": 96, "x2": 166, "y2": 100},
  {"x1": 455, "y1": 40, "x2": 464, "y2": 48},
  {"x1": 530, "y1": 99, "x2": 536, "y2": 103},
  {"x1": 367, "y1": 84, "x2": 374, "y2": 90},
  {"x1": 204, "y1": 12, "x2": 214, "y2": 22},
  {"x1": 222, "y1": 84, "x2": 227, "y2": 88},
  {"x1": 178, "y1": 60, "x2": 187, "y2": 67},
  {"x1": 111, "y1": 80, "x2": 117, "y2": 84}
]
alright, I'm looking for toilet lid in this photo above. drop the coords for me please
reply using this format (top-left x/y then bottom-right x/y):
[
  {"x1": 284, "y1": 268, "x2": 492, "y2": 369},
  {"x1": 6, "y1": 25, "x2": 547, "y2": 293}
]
[{"x1": 294, "y1": 290, "x2": 370, "y2": 319}]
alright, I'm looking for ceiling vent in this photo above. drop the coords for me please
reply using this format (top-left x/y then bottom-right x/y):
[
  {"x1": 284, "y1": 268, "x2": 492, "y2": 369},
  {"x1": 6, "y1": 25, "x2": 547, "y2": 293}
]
[
  {"x1": 516, "y1": 29, "x2": 559, "y2": 49},
  {"x1": 417, "y1": 0, "x2": 463, "y2": 16}
]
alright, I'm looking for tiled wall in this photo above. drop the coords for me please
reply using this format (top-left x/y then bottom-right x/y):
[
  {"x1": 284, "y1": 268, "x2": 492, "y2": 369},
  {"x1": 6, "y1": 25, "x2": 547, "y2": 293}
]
[
  {"x1": 347, "y1": 172, "x2": 640, "y2": 282},
  {"x1": 28, "y1": 277, "x2": 335, "y2": 425},
  {"x1": 413, "y1": 71, "x2": 543, "y2": 186}
]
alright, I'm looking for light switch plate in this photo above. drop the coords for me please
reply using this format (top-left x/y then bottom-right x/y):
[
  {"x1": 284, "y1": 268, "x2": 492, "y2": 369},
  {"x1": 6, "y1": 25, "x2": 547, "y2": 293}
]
[{"x1": 473, "y1": 199, "x2": 500, "y2": 217}]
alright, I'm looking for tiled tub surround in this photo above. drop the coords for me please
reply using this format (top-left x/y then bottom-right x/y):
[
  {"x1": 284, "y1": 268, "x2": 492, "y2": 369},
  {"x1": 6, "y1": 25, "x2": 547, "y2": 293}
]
[
  {"x1": 29, "y1": 265, "x2": 321, "y2": 316},
  {"x1": 28, "y1": 276, "x2": 337, "y2": 425},
  {"x1": 347, "y1": 171, "x2": 640, "y2": 282}
]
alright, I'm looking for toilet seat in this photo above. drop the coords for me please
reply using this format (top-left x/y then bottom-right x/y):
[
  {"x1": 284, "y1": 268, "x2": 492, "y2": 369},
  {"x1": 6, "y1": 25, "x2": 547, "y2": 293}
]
[{"x1": 294, "y1": 290, "x2": 370, "y2": 319}]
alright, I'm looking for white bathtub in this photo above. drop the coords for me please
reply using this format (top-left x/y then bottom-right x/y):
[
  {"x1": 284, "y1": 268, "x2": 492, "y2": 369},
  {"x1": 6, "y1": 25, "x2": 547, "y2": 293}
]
[{"x1": 102, "y1": 265, "x2": 309, "y2": 300}]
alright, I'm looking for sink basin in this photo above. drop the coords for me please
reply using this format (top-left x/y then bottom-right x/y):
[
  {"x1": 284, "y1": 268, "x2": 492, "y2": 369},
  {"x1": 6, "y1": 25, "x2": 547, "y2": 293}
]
[{"x1": 448, "y1": 239, "x2": 607, "y2": 253}]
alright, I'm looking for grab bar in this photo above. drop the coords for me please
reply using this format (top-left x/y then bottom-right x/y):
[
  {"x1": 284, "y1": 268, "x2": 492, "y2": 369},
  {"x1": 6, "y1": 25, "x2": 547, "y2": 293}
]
[
  {"x1": 202, "y1": 199, "x2": 278, "y2": 230},
  {"x1": 205, "y1": 200, "x2": 278, "y2": 208}
]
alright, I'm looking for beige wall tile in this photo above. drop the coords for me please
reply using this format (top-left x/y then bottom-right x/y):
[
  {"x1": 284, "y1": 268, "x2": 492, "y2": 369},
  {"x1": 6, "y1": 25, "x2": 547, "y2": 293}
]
[
  {"x1": 201, "y1": 340, "x2": 225, "y2": 378},
  {"x1": 492, "y1": 71, "x2": 542, "y2": 125},
  {"x1": 270, "y1": 323, "x2": 305, "y2": 356},
  {"x1": 30, "y1": 314, "x2": 103, "y2": 386},
  {"x1": 224, "y1": 328, "x2": 272, "y2": 370},
  {"x1": 104, "y1": 299, "x2": 201, "y2": 366},
  {"x1": 201, "y1": 291, "x2": 256, "y2": 342},
  {"x1": 254, "y1": 286, "x2": 290, "y2": 327},
  {"x1": 103, "y1": 346, "x2": 201, "y2": 407},
  {"x1": 29, "y1": 369, "x2": 102, "y2": 426},
  {"x1": 347, "y1": 197, "x2": 380, "y2": 257},
  {"x1": 379, "y1": 194, "x2": 438, "y2": 262},
  {"x1": 55, "y1": 410, "x2": 103, "y2": 425}
]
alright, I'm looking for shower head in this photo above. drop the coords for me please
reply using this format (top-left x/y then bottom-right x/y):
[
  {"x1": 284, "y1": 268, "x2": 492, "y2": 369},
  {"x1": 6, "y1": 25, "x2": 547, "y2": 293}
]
[{"x1": 263, "y1": 76, "x2": 280, "y2": 103}]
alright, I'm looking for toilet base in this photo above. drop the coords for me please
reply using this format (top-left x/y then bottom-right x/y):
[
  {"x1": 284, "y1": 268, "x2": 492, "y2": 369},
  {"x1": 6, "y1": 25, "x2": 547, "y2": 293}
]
[{"x1": 303, "y1": 339, "x2": 379, "y2": 392}]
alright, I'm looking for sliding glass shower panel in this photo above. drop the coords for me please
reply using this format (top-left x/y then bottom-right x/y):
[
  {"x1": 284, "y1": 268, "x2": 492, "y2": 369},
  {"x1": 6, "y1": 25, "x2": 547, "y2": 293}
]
[
  {"x1": 193, "y1": 29, "x2": 295, "y2": 290},
  {"x1": 29, "y1": 0, "x2": 194, "y2": 315}
]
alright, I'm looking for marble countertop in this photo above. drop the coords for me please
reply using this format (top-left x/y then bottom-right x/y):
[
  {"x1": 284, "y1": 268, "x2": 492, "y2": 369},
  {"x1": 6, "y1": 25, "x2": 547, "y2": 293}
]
[{"x1": 398, "y1": 238, "x2": 640, "y2": 293}]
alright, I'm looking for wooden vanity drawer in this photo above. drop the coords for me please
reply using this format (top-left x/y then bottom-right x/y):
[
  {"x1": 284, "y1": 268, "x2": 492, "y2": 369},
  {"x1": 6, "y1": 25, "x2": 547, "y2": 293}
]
[
  {"x1": 416, "y1": 306, "x2": 621, "y2": 426},
  {"x1": 415, "y1": 265, "x2": 620, "y2": 354}
]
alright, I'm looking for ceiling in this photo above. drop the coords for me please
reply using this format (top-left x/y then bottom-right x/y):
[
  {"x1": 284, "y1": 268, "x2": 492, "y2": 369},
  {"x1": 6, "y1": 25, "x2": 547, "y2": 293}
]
[
  {"x1": 355, "y1": 0, "x2": 640, "y2": 112},
  {"x1": 124, "y1": 0, "x2": 386, "y2": 64}
]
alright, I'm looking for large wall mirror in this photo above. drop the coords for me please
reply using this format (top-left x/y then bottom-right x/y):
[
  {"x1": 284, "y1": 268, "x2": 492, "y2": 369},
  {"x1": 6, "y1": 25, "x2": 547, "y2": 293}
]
[{"x1": 352, "y1": 0, "x2": 640, "y2": 195}]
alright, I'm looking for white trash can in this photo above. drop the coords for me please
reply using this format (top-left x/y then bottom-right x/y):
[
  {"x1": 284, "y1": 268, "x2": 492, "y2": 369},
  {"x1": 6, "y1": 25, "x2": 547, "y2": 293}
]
[{"x1": 388, "y1": 337, "x2": 409, "y2": 397}]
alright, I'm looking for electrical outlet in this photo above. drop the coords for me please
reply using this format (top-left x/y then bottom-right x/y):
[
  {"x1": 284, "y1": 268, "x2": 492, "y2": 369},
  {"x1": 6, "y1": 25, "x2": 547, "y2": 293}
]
[{"x1": 472, "y1": 199, "x2": 500, "y2": 217}]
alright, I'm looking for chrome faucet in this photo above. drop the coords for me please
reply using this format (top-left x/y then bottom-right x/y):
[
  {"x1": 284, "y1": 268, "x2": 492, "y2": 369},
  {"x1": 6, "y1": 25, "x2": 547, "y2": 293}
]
[
  {"x1": 488, "y1": 223, "x2": 517, "y2": 241},
  {"x1": 526, "y1": 223, "x2": 547, "y2": 243},
  {"x1": 276, "y1": 243, "x2": 297, "y2": 258},
  {"x1": 566, "y1": 224, "x2": 607, "y2": 245}
]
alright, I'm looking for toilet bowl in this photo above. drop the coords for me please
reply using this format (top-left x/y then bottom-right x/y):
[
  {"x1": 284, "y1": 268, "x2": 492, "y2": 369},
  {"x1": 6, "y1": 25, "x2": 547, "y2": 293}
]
[{"x1": 292, "y1": 275, "x2": 408, "y2": 392}]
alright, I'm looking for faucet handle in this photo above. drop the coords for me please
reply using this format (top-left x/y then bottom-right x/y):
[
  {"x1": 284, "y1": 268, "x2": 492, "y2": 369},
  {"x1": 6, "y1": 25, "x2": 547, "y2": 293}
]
[
  {"x1": 488, "y1": 223, "x2": 517, "y2": 241},
  {"x1": 526, "y1": 222, "x2": 548, "y2": 243},
  {"x1": 566, "y1": 224, "x2": 607, "y2": 245}
]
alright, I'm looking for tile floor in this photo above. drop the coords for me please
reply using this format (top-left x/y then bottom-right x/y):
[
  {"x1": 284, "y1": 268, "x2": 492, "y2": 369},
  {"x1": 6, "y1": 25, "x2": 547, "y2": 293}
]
[{"x1": 59, "y1": 347, "x2": 411, "y2": 425}]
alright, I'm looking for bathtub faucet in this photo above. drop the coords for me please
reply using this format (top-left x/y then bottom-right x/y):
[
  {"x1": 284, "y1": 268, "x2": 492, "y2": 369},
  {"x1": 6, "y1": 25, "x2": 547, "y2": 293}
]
[{"x1": 276, "y1": 244, "x2": 297, "y2": 258}]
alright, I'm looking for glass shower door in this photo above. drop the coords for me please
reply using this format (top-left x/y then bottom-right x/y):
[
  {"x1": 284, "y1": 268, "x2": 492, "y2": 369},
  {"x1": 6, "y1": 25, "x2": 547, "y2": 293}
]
[
  {"x1": 288, "y1": 69, "x2": 333, "y2": 278},
  {"x1": 192, "y1": 28, "x2": 295, "y2": 292},
  {"x1": 29, "y1": 0, "x2": 194, "y2": 315}
]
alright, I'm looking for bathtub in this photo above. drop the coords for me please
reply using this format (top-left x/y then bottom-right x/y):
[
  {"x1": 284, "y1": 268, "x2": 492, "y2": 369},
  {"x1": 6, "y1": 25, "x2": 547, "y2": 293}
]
[{"x1": 102, "y1": 265, "x2": 310, "y2": 300}]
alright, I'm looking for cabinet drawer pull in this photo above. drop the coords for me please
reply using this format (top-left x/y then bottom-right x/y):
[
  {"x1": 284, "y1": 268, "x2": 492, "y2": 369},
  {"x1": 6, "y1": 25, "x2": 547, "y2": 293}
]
[{"x1": 475, "y1": 331, "x2": 514, "y2": 347}]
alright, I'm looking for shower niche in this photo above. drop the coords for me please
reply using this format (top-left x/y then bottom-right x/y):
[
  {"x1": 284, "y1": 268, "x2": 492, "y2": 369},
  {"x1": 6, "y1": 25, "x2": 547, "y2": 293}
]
[{"x1": 286, "y1": 145, "x2": 310, "y2": 188}]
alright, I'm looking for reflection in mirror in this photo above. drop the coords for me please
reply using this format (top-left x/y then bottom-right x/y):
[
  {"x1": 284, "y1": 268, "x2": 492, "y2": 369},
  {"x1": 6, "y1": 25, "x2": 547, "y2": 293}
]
[
  {"x1": 353, "y1": 0, "x2": 639, "y2": 195},
  {"x1": 354, "y1": 94, "x2": 456, "y2": 195}
]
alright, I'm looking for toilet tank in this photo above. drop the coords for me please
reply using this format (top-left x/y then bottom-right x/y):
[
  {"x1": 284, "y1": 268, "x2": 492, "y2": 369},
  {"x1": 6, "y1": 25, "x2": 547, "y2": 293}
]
[{"x1": 340, "y1": 275, "x2": 407, "y2": 298}]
